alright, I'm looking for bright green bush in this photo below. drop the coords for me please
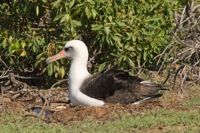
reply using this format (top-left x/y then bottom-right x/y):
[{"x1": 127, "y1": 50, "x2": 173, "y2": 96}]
[{"x1": 0, "y1": 0, "x2": 179, "y2": 78}]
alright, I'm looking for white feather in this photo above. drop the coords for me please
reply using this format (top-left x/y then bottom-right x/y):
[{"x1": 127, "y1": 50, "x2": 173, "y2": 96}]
[{"x1": 66, "y1": 40, "x2": 105, "y2": 106}]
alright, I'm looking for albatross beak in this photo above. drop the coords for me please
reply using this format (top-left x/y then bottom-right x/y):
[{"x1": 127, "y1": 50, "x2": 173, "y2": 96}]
[{"x1": 46, "y1": 50, "x2": 66, "y2": 64}]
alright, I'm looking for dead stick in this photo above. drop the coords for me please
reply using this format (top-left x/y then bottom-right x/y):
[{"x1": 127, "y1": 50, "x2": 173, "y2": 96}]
[
  {"x1": 0, "y1": 85, "x2": 4, "y2": 111},
  {"x1": 172, "y1": 65, "x2": 185, "y2": 90}
]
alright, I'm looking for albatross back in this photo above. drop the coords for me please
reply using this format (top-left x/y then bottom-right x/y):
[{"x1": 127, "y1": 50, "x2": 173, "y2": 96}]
[{"x1": 80, "y1": 67, "x2": 167, "y2": 104}]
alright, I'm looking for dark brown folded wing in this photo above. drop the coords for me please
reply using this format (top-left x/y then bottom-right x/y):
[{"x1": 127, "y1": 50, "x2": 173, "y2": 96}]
[{"x1": 80, "y1": 67, "x2": 167, "y2": 104}]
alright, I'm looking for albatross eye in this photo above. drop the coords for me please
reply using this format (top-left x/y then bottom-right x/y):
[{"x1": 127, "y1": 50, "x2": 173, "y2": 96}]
[{"x1": 64, "y1": 47, "x2": 72, "y2": 52}]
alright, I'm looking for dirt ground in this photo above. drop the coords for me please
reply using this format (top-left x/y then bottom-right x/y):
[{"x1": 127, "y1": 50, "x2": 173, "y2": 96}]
[{"x1": 1, "y1": 83, "x2": 198, "y2": 125}]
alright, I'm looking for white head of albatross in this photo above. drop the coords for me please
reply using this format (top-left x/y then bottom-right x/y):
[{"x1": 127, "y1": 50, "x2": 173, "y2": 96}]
[
  {"x1": 46, "y1": 40, "x2": 167, "y2": 106},
  {"x1": 46, "y1": 40, "x2": 104, "y2": 106}
]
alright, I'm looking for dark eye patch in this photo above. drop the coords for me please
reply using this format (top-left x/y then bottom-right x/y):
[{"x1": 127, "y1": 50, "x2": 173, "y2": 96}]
[{"x1": 64, "y1": 46, "x2": 72, "y2": 52}]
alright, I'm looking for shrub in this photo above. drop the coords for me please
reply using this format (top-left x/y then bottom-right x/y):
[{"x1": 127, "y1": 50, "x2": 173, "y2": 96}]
[{"x1": 0, "y1": 0, "x2": 179, "y2": 78}]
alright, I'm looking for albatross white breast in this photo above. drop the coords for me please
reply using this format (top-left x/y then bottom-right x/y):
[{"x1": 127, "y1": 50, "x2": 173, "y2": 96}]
[{"x1": 46, "y1": 40, "x2": 167, "y2": 106}]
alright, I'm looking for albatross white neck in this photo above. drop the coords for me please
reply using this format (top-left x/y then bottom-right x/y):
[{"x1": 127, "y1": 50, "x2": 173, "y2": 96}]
[{"x1": 67, "y1": 41, "x2": 105, "y2": 106}]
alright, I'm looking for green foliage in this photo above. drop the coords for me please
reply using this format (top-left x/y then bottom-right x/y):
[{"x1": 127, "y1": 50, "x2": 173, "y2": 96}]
[
  {"x1": 88, "y1": 0, "x2": 178, "y2": 70},
  {"x1": 0, "y1": 0, "x2": 179, "y2": 78}
]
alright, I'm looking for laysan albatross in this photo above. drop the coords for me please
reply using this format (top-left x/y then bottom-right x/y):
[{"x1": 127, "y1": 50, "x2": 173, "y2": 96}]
[{"x1": 46, "y1": 40, "x2": 167, "y2": 106}]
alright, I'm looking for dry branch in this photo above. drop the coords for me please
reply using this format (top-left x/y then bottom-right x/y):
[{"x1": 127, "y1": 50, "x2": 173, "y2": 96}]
[{"x1": 155, "y1": 1, "x2": 200, "y2": 95}]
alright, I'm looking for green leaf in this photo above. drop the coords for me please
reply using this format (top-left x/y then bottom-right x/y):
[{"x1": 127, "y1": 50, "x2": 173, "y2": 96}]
[
  {"x1": 108, "y1": 16, "x2": 112, "y2": 22},
  {"x1": 91, "y1": 25, "x2": 103, "y2": 31},
  {"x1": 104, "y1": 27, "x2": 110, "y2": 35},
  {"x1": 98, "y1": 62, "x2": 106, "y2": 71},
  {"x1": 126, "y1": 46, "x2": 134, "y2": 51},
  {"x1": 27, "y1": 24, "x2": 32, "y2": 31},
  {"x1": 143, "y1": 50, "x2": 147, "y2": 60},
  {"x1": 36, "y1": 6, "x2": 39, "y2": 16},
  {"x1": 72, "y1": 20, "x2": 81, "y2": 26},
  {"x1": 116, "y1": 37, "x2": 122, "y2": 47},
  {"x1": 21, "y1": 41, "x2": 26, "y2": 49},
  {"x1": 60, "y1": 14, "x2": 70, "y2": 23},
  {"x1": 91, "y1": 8, "x2": 97, "y2": 18},
  {"x1": 118, "y1": 56, "x2": 123, "y2": 65},
  {"x1": 34, "y1": 61, "x2": 40, "y2": 68},
  {"x1": 128, "y1": 58, "x2": 135, "y2": 67},
  {"x1": 53, "y1": 14, "x2": 64, "y2": 22},
  {"x1": 55, "y1": 72, "x2": 58, "y2": 78},
  {"x1": 123, "y1": 55, "x2": 127, "y2": 62},
  {"x1": 8, "y1": 36, "x2": 13, "y2": 44},
  {"x1": 60, "y1": 66, "x2": 65, "y2": 78},
  {"x1": 33, "y1": 46, "x2": 36, "y2": 52},
  {"x1": 116, "y1": 22, "x2": 126, "y2": 27},
  {"x1": 52, "y1": 0, "x2": 62, "y2": 8},
  {"x1": 2, "y1": 39, "x2": 7, "y2": 48},
  {"x1": 9, "y1": 45, "x2": 13, "y2": 54},
  {"x1": 85, "y1": 6, "x2": 91, "y2": 18},
  {"x1": 137, "y1": 45, "x2": 142, "y2": 51},
  {"x1": 126, "y1": 33, "x2": 132, "y2": 41},
  {"x1": 28, "y1": 43, "x2": 33, "y2": 48},
  {"x1": 47, "y1": 63, "x2": 53, "y2": 76},
  {"x1": 146, "y1": 17, "x2": 161, "y2": 22},
  {"x1": 54, "y1": 65, "x2": 58, "y2": 71},
  {"x1": 132, "y1": 34, "x2": 136, "y2": 41},
  {"x1": 14, "y1": 42, "x2": 20, "y2": 49},
  {"x1": 69, "y1": 0, "x2": 75, "y2": 9},
  {"x1": 36, "y1": 52, "x2": 44, "y2": 60},
  {"x1": 35, "y1": 38, "x2": 43, "y2": 45}
]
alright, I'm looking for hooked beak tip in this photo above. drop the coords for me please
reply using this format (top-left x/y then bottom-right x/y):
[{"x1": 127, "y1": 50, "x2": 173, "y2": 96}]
[{"x1": 46, "y1": 58, "x2": 51, "y2": 64}]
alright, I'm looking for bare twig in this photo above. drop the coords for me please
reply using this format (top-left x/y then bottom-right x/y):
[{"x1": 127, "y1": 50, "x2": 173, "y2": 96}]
[
  {"x1": 0, "y1": 86, "x2": 4, "y2": 111},
  {"x1": 47, "y1": 79, "x2": 68, "y2": 101},
  {"x1": 172, "y1": 31, "x2": 200, "y2": 49},
  {"x1": 0, "y1": 72, "x2": 41, "y2": 80},
  {"x1": 0, "y1": 58, "x2": 9, "y2": 69},
  {"x1": 172, "y1": 65, "x2": 185, "y2": 90},
  {"x1": 50, "y1": 79, "x2": 68, "y2": 89}
]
